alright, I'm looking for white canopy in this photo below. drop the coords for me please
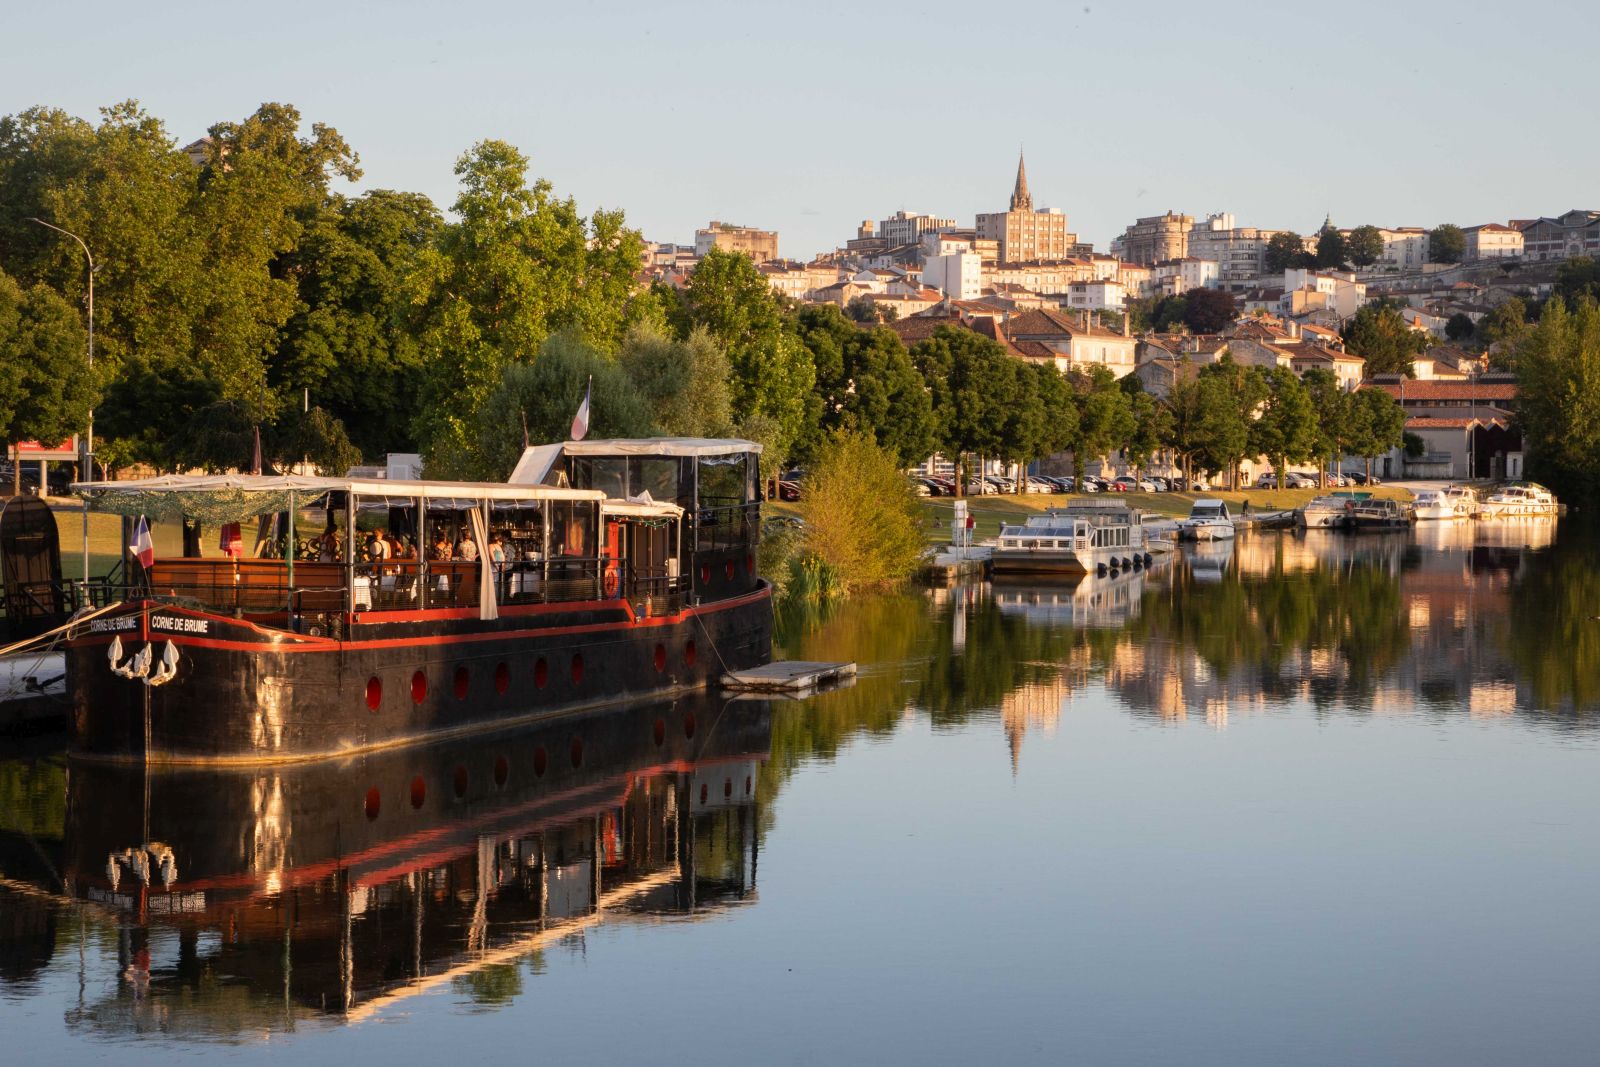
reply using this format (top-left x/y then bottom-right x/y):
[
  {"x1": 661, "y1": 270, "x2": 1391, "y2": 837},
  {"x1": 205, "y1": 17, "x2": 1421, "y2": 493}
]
[
  {"x1": 556, "y1": 437, "x2": 762, "y2": 457},
  {"x1": 73, "y1": 473, "x2": 603, "y2": 503}
]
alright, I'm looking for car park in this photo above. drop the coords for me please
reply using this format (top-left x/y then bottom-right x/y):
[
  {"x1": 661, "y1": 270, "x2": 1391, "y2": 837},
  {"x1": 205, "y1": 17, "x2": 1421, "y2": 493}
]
[
  {"x1": 1256, "y1": 473, "x2": 1277, "y2": 489},
  {"x1": 1111, "y1": 477, "x2": 1136, "y2": 492},
  {"x1": 1024, "y1": 476, "x2": 1054, "y2": 494},
  {"x1": 1285, "y1": 472, "x2": 1317, "y2": 489}
]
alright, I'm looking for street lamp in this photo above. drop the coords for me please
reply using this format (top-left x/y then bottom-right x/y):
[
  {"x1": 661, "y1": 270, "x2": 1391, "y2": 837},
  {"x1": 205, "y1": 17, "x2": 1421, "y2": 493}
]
[{"x1": 28, "y1": 218, "x2": 95, "y2": 586}]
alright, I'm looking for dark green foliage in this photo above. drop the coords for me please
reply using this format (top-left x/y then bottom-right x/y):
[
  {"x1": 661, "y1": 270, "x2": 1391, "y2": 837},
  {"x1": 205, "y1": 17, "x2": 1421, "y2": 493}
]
[
  {"x1": 1182, "y1": 288, "x2": 1237, "y2": 333},
  {"x1": 1509, "y1": 297, "x2": 1600, "y2": 499},
  {"x1": 0, "y1": 270, "x2": 96, "y2": 487},
  {"x1": 794, "y1": 304, "x2": 934, "y2": 467},
  {"x1": 1428, "y1": 224, "x2": 1466, "y2": 264},
  {"x1": 1445, "y1": 312, "x2": 1475, "y2": 342},
  {"x1": 1315, "y1": 228, "x2": 1348, "y2": 270},
  {"x1": 1346, "y1": 225, "x2": 1384, "y2": 268},
  {"x1": 1342, "y1": 299, "x2": 1429, "y2": 376},
  {"x1": 1265, "y1": 231, "x2": 1311, "y2": 273}
]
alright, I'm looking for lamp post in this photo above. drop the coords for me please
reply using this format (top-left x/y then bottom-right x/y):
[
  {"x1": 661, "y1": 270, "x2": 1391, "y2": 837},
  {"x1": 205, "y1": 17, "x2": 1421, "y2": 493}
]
[{"x1": 28, "y1": 218, "x2": 95, "y2": 586}]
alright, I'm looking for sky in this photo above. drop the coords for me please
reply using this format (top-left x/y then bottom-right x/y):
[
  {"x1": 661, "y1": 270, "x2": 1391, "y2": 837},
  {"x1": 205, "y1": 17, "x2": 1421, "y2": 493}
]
[{"x1": 3, "y1": 0, "x2": 1597, "y2": 260}]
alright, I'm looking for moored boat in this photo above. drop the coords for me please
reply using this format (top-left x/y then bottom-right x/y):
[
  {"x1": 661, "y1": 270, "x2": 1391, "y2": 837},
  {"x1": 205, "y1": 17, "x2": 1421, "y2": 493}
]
[
  {"x1": 1350, "y1": 497, "x2": 1414, "y2": 530},
  {"x1": 1480, "y1": 482, "x2": 1559, "y2": 518},
  {"x1": 991, "y1": 501, "x2": 1150, "y2": 578},
  {"x1": 64, "y1": 438, "x2": 773, "y2": 765},
  {"x1": 1177, "y1": 498, "x2": 1235, "y2": 541},
  {"x1": 1413, "y1": 485, "x2": 1478, "y2": 521},
  {"x1": 1295, "y1": 493, "x2": 1361, "y2": 530}
]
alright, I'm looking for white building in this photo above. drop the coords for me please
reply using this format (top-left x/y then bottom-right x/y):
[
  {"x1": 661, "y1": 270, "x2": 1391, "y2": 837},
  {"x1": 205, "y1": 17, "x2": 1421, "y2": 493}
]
[
  {"x1": 878, "y1": 210, "x2": 958, "y2": 247},
  {"x1": 1282, "y1": 268, "x2": 1366, "y2": 319},
  {"x1": 923, "y1": 251, "x2": 983, "y2": 301},
  {"x1": 1185, "y1": 213, "x2": 1283, "y2": 290},
  {"x1": 1464, "y1": 223, "x2": 1524, "y2": 261},
  {"x1": 1065, "y1": 279, "x2": 1127, "y2": 311},
  {"x1": 1151, "y1": 257, "x2": 1220, "y2": 293}
]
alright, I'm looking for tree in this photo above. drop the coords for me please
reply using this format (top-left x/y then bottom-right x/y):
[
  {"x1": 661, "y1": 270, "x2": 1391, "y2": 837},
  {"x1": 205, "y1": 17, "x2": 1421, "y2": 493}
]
[
  {"x1": 793, "y1": 304, "x2": 934, "y2": 467},
  {"x1": 684, "y1": 247, "x2": 815, "y2": 479},
  {"x1": 1315, "y1": 228, "x2": 1349, "y2": 270},
  {"x1": 1182, "y1": 288, "x2": 1237, "y2": 334},
  {"x1": 1124, "y1": 390, "x2": 1172, "y2": 479},
  {"x1": 0, "y1": 271, "x2": 95, "y2": 494},
  {"x1": 469, "y1": 332, "x2": 653, "y2": 481},
  {"x1": 1249, "y1": 366, "x2": 1319, "y2": 488},
  {"x1": 1301, "y1": 367, "x2": 1349, "y2": 488},
  {"x1": 1508, "y1": 297, "x2": 1600, "y2": 499},
  {"x1": 910, "y1": 325, "x2": 1014, "y2": 495},
  {"x1": 1479, "y1": 297, "x2": 1531, "y2": 361},
  {"x1": 1342, "y1": 300, "x2": 1428, "y2": 376},
  {"x1": 1348, "y1": 387, "x2": 1407, "y2": 483},
  {"x1": 1429, "y1": 224, "x2": 1466, "y2": 264},
  {"x1": 1150, "y1": 295, "x2": 1189, "y2": 332},
  {"x1": 797, "y1": 431, "x2": 926, "y2": 592},
  {"x1": 1160, "y1": 369, "x2": 1205, "y2": 487},
  {"x1": 1067, "y1": 368, "x2": 1134, "y2": 489},
  {"x1": 1553, "y1": 257, "x2": 1600, "y2": 306},
  {"x1": 1346, "y1": 225, "x2": 1384, "y2": 268},
  {"x1": 1265, "y1": 231, "x2": 1310, "y2": 273},
  {"x1": 617, "y1": 322, "x2": 733, "y2": 439},
  {"x1": 411, "y1": 139, "x2": 648, "y2": 473},
  {"x1": 1444, "y1": 312, "x2": 1475, "y2": 342},
  {"x1": 1193, "y1": 358, "x2": 1268, "y2": 488}
]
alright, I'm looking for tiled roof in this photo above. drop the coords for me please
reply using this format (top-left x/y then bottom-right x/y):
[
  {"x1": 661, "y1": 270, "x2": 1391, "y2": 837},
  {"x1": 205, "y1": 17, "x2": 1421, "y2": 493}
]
[
  {"x1": 1406, "y1": 416, "x2": 1505, "y2": 429},
  {"x1": 1005, "y1": 307, "x2": 1128, "y2": 339},
  {"x1": 1367, "y1": 381, "x2": 1517, "y2": 401}
]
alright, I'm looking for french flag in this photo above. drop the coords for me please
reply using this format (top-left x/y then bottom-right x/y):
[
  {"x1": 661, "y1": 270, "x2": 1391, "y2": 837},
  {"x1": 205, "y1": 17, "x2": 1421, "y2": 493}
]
[
  {"x1": 131, "y1": 516, "x2": 155, "y2": 569},
  {"x1": 570, "y1": 377, "x2": 591, "y2": 441}
]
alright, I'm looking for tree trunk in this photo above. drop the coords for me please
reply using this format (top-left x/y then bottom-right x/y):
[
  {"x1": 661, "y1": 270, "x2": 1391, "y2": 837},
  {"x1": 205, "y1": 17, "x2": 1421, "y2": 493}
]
[
  {"x1": 1365, "y1": 456, "x2": 1373, "y2": 484},
  {"x1": 9, "y1": 444, "x2": 19, "y2": 498}
]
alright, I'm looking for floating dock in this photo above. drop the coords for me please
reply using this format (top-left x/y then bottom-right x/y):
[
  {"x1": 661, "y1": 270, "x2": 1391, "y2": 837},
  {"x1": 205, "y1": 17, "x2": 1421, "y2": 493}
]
[{"x1": 721, "y1": 661, "x2": 857, "y2": 694}]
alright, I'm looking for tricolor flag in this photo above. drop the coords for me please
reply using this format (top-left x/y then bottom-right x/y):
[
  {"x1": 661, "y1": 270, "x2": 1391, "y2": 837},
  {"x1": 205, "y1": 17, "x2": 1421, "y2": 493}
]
[
  {"x1": 131, "y1": 516, "x2": 155, "y2": 569},
  {"x1": 570, "y1": 377, "x2": 592, "y2": 441}
]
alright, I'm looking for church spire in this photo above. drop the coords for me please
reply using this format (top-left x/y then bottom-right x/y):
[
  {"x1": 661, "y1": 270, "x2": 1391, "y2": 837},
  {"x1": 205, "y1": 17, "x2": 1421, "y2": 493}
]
[{"x1": 1010, "y1": 148, "x2": 1032, "y2": 212}]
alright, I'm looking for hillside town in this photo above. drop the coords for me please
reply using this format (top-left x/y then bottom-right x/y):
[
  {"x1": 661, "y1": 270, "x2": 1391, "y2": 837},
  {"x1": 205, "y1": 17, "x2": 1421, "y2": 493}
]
[{"x1": 647, "y1": 153, "x2": 1596, "y2": 486}]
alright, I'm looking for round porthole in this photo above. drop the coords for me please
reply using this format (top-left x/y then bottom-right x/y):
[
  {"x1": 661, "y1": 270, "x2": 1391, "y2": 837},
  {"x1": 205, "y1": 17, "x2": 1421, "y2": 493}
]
[
  {"x1": 365, "y1": 676, "x2": 382, "y2": 711},
  {"x1": 653, "y1": 644, "x2": 667, "y2": 673},
  {"x1": 685, "y1": 640, "x2": 697, "y2": 668},
  {"x1": 364, "y1": 787, "x2": 381, "y2": 820},
  {"x1": 494, "y1": 662, "x2": 510, "y2": 694},
  {"x1": 453, "y1": 666, "x2": 470, "y2": 700},
  {"x1": 409, "y1": 775, "x2": 426, "y2": 809},
  {"x1": 452, "y1": 764, "x2": 469, "y2": 799},
  {"x1": 570, "y1": 653, "x2": 584, "y2": 685},
  {"x1": 494, "y1": 754, "x2": 509, "y2": 788},
  {"x1": 411, "y1": 670, "x2": 428, "y2": 704},
  {"x1": 683, "y1": 711, "x2": 697, "y2": 739},
  {"x1": 570, "y1": 736, "x2": 584, "y2": 768},
  {"x1": 534, "y1": 658, "x2": 549, "y2": 689},
  {"x1": 533, "y1": 745, "x2": 548, "y2": 777}
]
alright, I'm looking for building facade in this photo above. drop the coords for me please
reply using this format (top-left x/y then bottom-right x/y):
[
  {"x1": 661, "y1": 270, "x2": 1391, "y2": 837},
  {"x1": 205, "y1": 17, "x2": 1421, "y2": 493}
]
[
  {"x1": 923, "y1": 252, "x2": 983, "y2": 300},
  {"x1": 694, "y1": 221, "x2": 779, "y2": 263},
  {"x1": 878, "y1": 210, "x2": 958, "y2": 247},
  {"x1": 975, "y1": 152, "x2": 1078, "y2": 263},
  {"x1": 1518, "y1": 210, "x2": 1600, "y2": 261},
  {"x1": 1111, "y1": 211, "x2": 1194, "y2": 265},
  {"x1": 1464, "y1": 223, "x2": 1524, "y2": 260}
]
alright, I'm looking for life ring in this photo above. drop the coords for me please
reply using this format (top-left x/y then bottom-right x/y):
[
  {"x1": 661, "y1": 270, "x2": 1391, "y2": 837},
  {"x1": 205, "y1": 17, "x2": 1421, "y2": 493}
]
[{"x1": 603, "y1": 567, "x2": 620, "y2": 598}]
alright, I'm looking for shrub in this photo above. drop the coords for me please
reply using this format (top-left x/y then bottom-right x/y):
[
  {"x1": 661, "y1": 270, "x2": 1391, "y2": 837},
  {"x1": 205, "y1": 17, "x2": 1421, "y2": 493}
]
[{"x1": 797, "y1": 431, "x2": 926, "y2": 593}]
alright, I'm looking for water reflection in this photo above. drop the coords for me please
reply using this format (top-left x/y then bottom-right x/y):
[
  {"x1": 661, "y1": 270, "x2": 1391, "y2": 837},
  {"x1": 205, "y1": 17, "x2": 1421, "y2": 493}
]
[{"x1": 0, "y1": 695, "x2": 770, "y2": 1035}]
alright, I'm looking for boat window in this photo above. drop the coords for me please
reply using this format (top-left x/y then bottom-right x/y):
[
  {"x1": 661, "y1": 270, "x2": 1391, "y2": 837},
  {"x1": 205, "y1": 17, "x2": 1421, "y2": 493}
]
[
  {"x1": 698, "y1": 453, "x2": 749, "y2": 508},
  {"x1": 548, "y1": 500, "x2": 597, "y2": 558}
]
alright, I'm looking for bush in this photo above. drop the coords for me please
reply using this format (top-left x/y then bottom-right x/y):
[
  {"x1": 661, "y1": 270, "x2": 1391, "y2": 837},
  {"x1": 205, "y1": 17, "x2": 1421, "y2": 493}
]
[{"x1": 797, "y1": 431, "x2": 926, "y2": 593}]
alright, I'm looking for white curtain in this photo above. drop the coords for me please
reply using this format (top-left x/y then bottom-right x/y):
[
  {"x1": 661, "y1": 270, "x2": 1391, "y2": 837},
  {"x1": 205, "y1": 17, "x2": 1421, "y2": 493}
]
[{"x1": 470, "y1": 504, "x2": 498, "y2": 620}]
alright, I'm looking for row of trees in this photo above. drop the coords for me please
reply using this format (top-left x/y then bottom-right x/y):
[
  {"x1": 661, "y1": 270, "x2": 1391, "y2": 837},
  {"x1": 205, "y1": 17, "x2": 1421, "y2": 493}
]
[{"x1": 1264, "y1": 223, "x2": 1468, "y2": 274}]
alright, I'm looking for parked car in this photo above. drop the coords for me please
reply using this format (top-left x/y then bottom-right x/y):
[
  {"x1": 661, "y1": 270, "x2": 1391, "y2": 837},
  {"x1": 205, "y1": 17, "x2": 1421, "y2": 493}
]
[
  {"x1": 1147, "y1": 477, "x2": 1168, "y2": 492},
  {"x1": 1110, "y1": 477, "x2": 1135, "y2": 492},
  {"x1": 986, "y1": 476, "x2": 1015, "y2": 493},
  {"x1": 911, "y1": 478, "x2": 934, "y2": 497},
  {"x1": 1024, "y1": 476, "x2": 1054, "y2": 494},
  {"x1": 1347, "y1": 472, "x2": 1380, "y2": 486},
  {"x1": 927, "y1": 476, "x2": 957, "y2": 495},
  {"x1": 1046, "y1": 476, "x2": 1073, "y2": 493},
  {"x1": 966, "y1": 478, "x2": 998, "y2": 495},
  {"x1": 1285, "y1": 472, "x2": 1317, "y2": 489},
  {"x1": 1256, "y1": 473, "x2": 1278, "y2": 489}
]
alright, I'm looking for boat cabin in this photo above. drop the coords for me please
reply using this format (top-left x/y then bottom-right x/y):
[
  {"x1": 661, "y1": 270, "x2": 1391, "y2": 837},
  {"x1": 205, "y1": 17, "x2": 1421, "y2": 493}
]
[
  {"x1": 71, "y1": 472, "x2": 691, "y2": 636},
  {"x1": 998, "y1": 504, "x2": 1141, "y2": 553},
  {"x1": 511, "y1": 437, "x2": 763, "y2": 603}
]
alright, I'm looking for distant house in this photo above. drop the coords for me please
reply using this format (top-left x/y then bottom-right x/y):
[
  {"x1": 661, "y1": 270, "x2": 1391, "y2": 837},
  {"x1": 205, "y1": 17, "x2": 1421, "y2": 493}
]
[
  {"x1": 1287, "y1": 345, "x2": 1366, "y2": 391},
  {"x1": 1465, "y1": 223, "x2": 1524, "y2": 260},
  {"x1": 1518, "y1": 210, "x2": 1600, "y2": 262},
  {"x1": 1134, "y1": 356, "x2": 1199, "y2": 399},
  {"x1": 1002, "y1": 307, "x2": 1138, "y2": 378}
]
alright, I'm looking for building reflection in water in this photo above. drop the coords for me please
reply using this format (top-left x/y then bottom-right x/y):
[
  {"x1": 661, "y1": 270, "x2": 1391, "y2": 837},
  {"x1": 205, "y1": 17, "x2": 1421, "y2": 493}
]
[
  {"x1": 955, "y1": 520, "x2": 1600, "y2": 748},
  {"x1": 0, "y1": 695, "x2": 770, "y2": 1036}
]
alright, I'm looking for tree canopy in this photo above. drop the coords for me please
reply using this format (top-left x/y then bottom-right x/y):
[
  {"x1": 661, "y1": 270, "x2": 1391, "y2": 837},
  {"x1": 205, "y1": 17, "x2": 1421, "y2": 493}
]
[
  {"x1": 1346, "y1": 225, "x2": 1384, "y2": 268},
  {"x1": 1342, "y1": 300, "x2": 1429, "y2": 376},
  {"x1": 1428, "y1": 224, "x2": 1466, "y2": 264}
]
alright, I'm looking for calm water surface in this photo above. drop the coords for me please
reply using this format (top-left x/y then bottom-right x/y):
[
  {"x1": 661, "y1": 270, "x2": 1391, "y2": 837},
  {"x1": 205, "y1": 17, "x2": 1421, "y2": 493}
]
[{"x1": 3, "y1": 519, "x2": 1599, "y2": 1065}]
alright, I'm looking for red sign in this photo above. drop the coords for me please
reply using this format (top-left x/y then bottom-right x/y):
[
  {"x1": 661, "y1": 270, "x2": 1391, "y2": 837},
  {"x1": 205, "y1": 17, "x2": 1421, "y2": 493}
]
[{"x1": 16, "y1": 437, "x2": 79, "y2": 461}]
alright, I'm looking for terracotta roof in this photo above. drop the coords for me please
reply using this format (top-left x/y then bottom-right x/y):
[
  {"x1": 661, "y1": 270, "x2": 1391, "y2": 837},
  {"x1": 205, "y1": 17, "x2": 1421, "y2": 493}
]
[
  {"x1": 1406, "y1": 416, "x2": 1505, "y2": 429},
  {"x1": 1005, "y1": 307, "x2": 1129, "y2": 340},
  {"x1": 1367, "y1": 381, "x2": 1517, "y2": 401}
]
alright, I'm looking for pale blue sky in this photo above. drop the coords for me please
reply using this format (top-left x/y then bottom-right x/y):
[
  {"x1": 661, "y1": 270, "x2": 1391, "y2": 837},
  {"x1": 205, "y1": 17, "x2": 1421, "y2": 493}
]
[{"x1": 3, "y1": 0, "x2": 1596, "y2": 258}]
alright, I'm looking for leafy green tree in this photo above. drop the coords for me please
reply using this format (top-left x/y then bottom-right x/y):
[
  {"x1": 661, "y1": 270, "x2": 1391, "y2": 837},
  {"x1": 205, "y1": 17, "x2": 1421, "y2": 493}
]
[
  {"x1": 910, "y1": 325, "x2": 1013, "y2": 495},
  {"x1": 1300, "y1": 367, "x2": 1349, "y2": 487},
  {"x1": 1067, "y1": 368, "x2": 1135, "y2": 489},
  {"x1": 1444, "y1": 312, "x2": 1475, "y2": 342},
  {"x1": 618, "y1": 321, "x2": 733, "y2": 438},
  {"x1": 1125, "y1": 390, "x2": 1173, "y2": 479},
  {"x1": 1249, "y1": 366, "x2": 1319, "y2": 487},
  {"x1": 1182, "y1": 288, "x2": 1237, "y2": 333},
  {"x1": 1149, "y1": 295, "x2": 1188, "y2": 332},
  {"x1": 798, "y1": 430, "x2": 926, "y2": 592},
  {"x1": 273, "y1": 189, "x2": 444, "y2": 458},
  {"x1": 1479, "y1": 297, "x2": 1531, "y2": 362},
  {"x1": 684, "y1": 247, "x2": 815, "y2": 477},
  {"x1": 1160, "y1": 369, "x2": 1205, "y2": 487},
  {"x1": 469, "y1": 332, "x2": 653, "y2": 480},
  {"x1": 1348, "y1": 387, "x2": 1407, "y2": 483},
  {"x1": 1342, "y1": 300, "x2": 1428, "y2": 376},
  {"x1": 1194, "y1": 358, "x2": 1268, "y2": 488},
  {"x1": 1346, "y1": 225, "x2": 1384, "y2": 268},
  {"x1": 0, "y1": 271, "x2": 95, "y2": 494},
  {"x1": 793, "y1": 304, "x2": 933, "y2": 467},
  {"x1": 1315, "y1": 228, "x2": 1349, "y2": 270},
  {"x1": 1553, "y1": 257, "x2": 1600, "y2": 306},
  {"x1": 411, "y1": 140, "x2": 647, "y2": 472},
  {"x1": 1509, "y1": 297, "x2": 1600, "y2": 499},
  {"x1": 1428, "y1": 223, "x2": 1466, "y2": 264},
  {"x1": 1265, "y1": 231, "x2": 1311, "y2": 273}
]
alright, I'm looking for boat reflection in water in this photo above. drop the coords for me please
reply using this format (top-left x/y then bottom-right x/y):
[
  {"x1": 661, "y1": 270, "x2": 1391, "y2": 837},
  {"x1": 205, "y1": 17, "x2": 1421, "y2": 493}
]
[
  {"x1": 1184, "y1": 538, "x2": 1236, "y2": 583},
  {"x1": 991, "y1": 565, "x2": 1150, "y2": 629},
  {"x1": 46, "y1": 693, "x2": 770, "y2": 1034}
]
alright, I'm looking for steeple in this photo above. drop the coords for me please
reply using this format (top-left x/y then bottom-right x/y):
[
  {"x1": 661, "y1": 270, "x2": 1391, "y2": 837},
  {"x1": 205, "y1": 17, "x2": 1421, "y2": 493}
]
[{"x1": 1010, "y1": 148, "x2": 1033, "y2": 212}]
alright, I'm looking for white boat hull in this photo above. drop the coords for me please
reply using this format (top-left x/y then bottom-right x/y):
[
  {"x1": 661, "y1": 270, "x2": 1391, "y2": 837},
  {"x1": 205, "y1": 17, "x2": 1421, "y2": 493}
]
[
  {"x1": 1180, "y1": 520, "x2": 1235, "y2": 541},
  {"x1": 1297, "y1": 509, "x2": 1347, "y2": 529},
  {"x1": 1481, "y1": 503, "x2": 1559, "y2": 518}
]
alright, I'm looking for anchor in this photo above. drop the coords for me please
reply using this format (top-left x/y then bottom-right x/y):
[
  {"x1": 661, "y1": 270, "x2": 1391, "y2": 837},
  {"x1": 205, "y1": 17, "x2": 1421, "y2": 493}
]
[{"x1": 107, "y1": 635, "x2": 181, "y2": 686}]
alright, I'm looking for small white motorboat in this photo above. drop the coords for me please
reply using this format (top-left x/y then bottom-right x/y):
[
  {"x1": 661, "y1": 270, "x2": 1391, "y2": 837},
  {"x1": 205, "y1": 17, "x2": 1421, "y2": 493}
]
[
  {"x1": 1413, "y1": 485, "x2": 1478, "y2": 521},
  {"x1": 1480, "y1": 482, "x2": 1559, "y2": 518},
  {"x1": 1178, "y1": 498, "x2": 1236, "y2": 541}
]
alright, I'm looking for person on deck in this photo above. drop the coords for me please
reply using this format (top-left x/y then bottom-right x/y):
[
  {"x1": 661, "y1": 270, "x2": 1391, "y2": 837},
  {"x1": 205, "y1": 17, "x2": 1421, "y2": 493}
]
[{"x1": 457, "y1": 533, "x2": 479, "y2": 562}]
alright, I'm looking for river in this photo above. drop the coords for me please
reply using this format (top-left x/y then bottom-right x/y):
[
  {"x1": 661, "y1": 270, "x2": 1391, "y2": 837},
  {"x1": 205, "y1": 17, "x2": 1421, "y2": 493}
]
[{"x1": 2, "y1": 519, "x2": 1597, "y2": 1065}]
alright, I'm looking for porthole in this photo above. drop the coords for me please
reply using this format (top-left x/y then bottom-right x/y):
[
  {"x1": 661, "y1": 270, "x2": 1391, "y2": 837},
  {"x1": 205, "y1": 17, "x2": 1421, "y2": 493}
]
[
  {"x1": 653, "y1": 644, "x2": 666, "y2": 673},
  {"x1": 494, "y1": 754, "x2": 509, "y2": 788},
  {"x1": 570, "y1": 653, "x2": 584, "y2": 685},
  {"x1": 410, "y1": 670, "x2": 427, "y2": 704},
  {"x1": 494, "y1": 662, "x2": 510, "y2": 694},
  {"x1": 453, "y1": 665, "x2": 470, "y2": 700},
  {"x1": 653, "y1": 717, "x2": 666, "y2": 746},
  {"x1": 700, "y1": 564, "x2": 710, "y2": 585},
  {"x1": 725, "y1": 560, "x2": 735, "y2": 580},
  {"x1": 684, "y1": 711, "x2": 697, "y2": 739},
  {"x1": 364, "y1": 787, "x2": 381, "y2": 820},
  {"x1": 452, "y1": 764, "x2": 468, "y2": 799},
  {"x1": 534, "y1": 657, "x2": 549, "y2": 689},
  {"x1": 570, "y1": 736, "x2": 584, "y2": 768},
  {"x1": 533, "y1": 745, "x2": 548, "y2": 777},
  {"x1": 365, "y1": 676, "x2": 382, "y2": 711},
  {"x1": 409, "y1": 775, "x2": 426, "y2": 809},
  {"x1": 685, "y1": 640, "x2": 697, "y2": 668}
]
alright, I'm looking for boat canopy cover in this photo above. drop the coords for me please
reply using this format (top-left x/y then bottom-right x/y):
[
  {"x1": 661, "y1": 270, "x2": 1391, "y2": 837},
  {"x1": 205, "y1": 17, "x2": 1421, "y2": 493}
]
[
  {"x1": 73, "y1": 474, "x2": 603, "y2": 522},
  {"x1": 556, "y1": 437, "x2": 762, "y2": 457}
]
